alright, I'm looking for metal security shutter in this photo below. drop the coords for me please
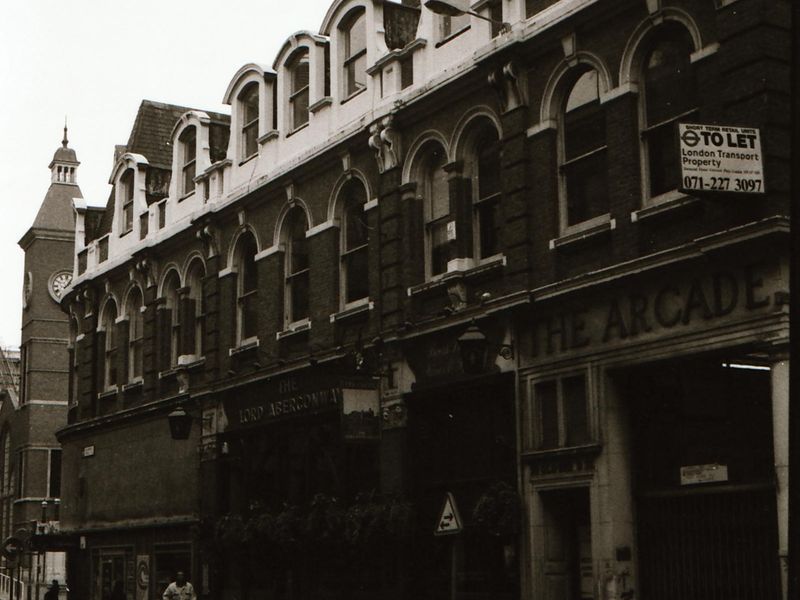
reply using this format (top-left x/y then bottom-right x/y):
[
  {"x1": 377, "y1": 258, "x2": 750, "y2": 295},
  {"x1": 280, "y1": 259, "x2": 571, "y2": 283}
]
[{"x1": 637, "y1": 486, "x2": 780, "y2": 600}]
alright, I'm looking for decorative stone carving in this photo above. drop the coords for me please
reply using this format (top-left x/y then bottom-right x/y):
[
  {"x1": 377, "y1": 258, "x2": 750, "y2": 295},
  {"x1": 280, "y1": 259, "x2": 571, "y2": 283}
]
[
  {"x1": 488, "y1": 60, "x2": 526, "y2": 113},
  {"x1": 135, "y1": 257, "x2": 156, "y2": 289},
  {"x1": 196, "y1": 224, "x2": 219, "y2": 259},
  {"x1": 368, "y1": 115, "x2": 402, "y2": 173},
  {"x1": 446, "y1": 280, "x2": 468, "y2": 312}
]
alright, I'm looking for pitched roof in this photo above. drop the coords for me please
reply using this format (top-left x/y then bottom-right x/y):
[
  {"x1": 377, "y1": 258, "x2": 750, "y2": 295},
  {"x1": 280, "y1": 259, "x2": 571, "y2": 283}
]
[
  {"x1": 125, "y1": 100, "x2": 230, "y2": 169},
  {"x1": 30, "y1": 181, "x2": 81, "y2": 232},
  {"x1": 91, "y1": 100, "x2": 230, "y2": 239}
]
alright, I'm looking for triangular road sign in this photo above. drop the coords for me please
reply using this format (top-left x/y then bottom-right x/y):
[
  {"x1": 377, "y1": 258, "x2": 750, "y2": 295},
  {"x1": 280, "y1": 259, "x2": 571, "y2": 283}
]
[{"x1": 434, "y1": 492, "x2": 463, "y2": 536}]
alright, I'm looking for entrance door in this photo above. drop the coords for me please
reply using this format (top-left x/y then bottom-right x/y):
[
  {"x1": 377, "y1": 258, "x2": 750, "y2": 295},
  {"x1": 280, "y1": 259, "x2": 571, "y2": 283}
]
[
  {"x1": 539, "y1": 488, "x2": 593, "y2": 600},
  {"x1": 98, "y1": 555, "x2": 125, "y2": 600}
]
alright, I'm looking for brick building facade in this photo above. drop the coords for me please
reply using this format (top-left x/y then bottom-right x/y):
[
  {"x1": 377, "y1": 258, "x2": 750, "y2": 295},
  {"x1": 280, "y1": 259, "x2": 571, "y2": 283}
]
[
  {"x1": 0, "y1": 129, "x2": 79, "y2": 598},
  {"x1": 57, "y1": 1, "x2": 790, "y2": 599}
]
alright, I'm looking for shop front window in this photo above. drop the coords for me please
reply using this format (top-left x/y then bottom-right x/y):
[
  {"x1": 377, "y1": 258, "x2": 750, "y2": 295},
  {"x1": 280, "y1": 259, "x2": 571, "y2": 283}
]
[{"x1": 532, "y1": 373, "x2": 590, "y2": 450}]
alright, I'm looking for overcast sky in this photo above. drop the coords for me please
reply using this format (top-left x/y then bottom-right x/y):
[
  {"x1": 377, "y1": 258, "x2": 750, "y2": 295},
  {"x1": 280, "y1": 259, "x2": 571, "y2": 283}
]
[{"x1": 0, "y1": 0, "x2": 336, "y2": 349}]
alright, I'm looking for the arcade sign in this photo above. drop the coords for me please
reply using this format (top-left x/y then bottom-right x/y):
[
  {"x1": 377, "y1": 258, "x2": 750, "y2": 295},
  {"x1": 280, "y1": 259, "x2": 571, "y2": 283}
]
[{"x1": 530, "y1": 261, "x2": 784, "y2": 357}]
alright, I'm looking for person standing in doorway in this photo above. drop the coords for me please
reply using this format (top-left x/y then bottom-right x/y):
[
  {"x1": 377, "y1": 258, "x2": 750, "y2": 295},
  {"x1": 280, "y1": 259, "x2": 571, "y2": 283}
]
[
  {"x1": 162, "y1": 572, "x2": 196, "y2": 600},
  {"x1": 44, "y1": 580, "x2": 60, "y2": 600}
]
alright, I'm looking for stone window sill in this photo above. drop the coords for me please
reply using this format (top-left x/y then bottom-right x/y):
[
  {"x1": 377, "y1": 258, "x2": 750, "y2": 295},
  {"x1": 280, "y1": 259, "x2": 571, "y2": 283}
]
[
  {"x1": 521, "y1": 443, "x2": 603, "y2": 462},
  {"x1": 276, "y1": 320, "x2": 311, "y2": 340},
  {"x1": 177, "y1": 355, "x2": 206, "y2": 370},
  {"x1": 258, "y1": 130, "x2": 279, "y2": 144},
  {"x1": 97, "y1": 387, "x2": 118, "y2": 400},
  {"x1": 408, "y1": 255, "x2": 506, "y2": 298},
  {"x1": 311, "y1": 97, "x2": 333, "y2": 113},
  {"x1": 631, "y1": 192, "x2": 700, "y2": 223},
  {"x1": 330, "y1": 300, "x2": 373, "y2": 323},
  {"x1": 122, "y1": 379, "x2": 143, "y2": 393},
  {"x1": 158, "y1": 368, "x2": 178, "y2": 380},
  {"x1": 550, "y1": 218, "x2": 615, "y2": 251},
  {"x1": 229, "y1": 338, "x2": 260, "y2": 356}
]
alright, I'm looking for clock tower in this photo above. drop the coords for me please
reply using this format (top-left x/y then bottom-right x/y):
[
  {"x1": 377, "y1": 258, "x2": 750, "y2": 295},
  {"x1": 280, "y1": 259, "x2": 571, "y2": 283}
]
[{"x1": 10, "y1": 124, "x2": 81, "y2": 540}]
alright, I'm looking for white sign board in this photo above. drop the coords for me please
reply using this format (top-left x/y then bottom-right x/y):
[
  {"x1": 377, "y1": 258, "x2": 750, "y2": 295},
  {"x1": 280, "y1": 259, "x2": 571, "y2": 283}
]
[
  {"x1": 678, "y1": 123, "x2": 764, "y2": 194},
  {"x1": 680, "y1": 463, "x2": 729, "y2": 486},
  {"x1": 434, "y1": 492, "x2": 463, "y2": 536}
]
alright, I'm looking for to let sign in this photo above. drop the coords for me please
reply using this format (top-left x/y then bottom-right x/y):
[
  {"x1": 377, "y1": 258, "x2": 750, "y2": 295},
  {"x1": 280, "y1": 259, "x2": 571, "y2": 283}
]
[{"x1": 678, "y1": 123, "x2": 764, "y2": 194}]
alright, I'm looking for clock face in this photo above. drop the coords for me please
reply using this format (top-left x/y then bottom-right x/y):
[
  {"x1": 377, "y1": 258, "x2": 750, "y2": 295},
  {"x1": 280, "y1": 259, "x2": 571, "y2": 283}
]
[{"x1": 49, "y1": 271, "x2": 73, "y2": 302}]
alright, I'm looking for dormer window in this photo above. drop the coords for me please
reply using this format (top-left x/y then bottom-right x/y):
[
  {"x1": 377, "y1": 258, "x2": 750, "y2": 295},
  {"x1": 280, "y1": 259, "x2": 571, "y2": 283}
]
[
  {"x1": 289, "y1": 51, "x2": 310, "y2": 131},
  {"x1": 240, "y1": 83, "x2": 259, "y2": 160},
  {"x1": 120, "y1": 169, "x2": 134, "y2": 235},
  {"x1": 180, "y1": 126, "x2": 197, "y2": 196},
  {"x1": 342, "y1": 9, "x2": 367, "y2": 98},
  {"x1": 440, "y1": 13, "x2": 469, "y2": 40}
]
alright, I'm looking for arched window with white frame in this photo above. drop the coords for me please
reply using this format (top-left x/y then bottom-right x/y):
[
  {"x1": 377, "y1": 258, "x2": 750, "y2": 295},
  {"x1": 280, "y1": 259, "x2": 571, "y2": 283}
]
[
  {"x1": 341, "y1": 9, "x2": 367, "y2": 98},
  {"x1": 239, "y1": 82, "x2": 259, "y2": 161},
  {"x1": 179, "y1": 126, "x2": 197, "y2": 196},
  {"x1": 283, "y1": 208, "x2": 310, "y2": 327},
  {"x1": 186, "y1": 259, "x2": 206, "y2": 357},
  {"x1": 339, "y1": 180, "x2": 369, "y2": 306},
  {"x1": 289, "y1": 51, "x2": 310, "y2": 131},
  {"x1": 68, "y1": 316, "x2": 80, "y2": 409},
  {"x1": 161, "y1": 271, "x2": 181, "y2": 368},
  {"x1": 560, "y1": 68, "x2": 608, "y2": 228},
  {"x1": 120, "y1": 168, "x2": 135, "y2": 235},
  {"x1": 417, "y1": 142, "x2": 450, "y2": 278},
  {"x1": 235, "y1": 233, "x2": 259, "y2": 343},
  {"x1": 640, "y1": 24, "x2": 697, "y2": 199},
  {"x1": 463, "y1": 120, "x2": 502, "y2": 261},
  {"x1": 101, "y1": 299, "x2": 118, "y2": 390},
  {"x1": 127, "y1": 286, "x2": 144, "y2": 381}
]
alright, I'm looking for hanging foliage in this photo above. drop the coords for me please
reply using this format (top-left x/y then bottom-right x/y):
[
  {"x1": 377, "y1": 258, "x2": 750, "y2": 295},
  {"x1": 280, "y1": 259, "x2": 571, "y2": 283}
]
[{"x1": 471, "y1": 481, "x2": 522, "y2": 539}]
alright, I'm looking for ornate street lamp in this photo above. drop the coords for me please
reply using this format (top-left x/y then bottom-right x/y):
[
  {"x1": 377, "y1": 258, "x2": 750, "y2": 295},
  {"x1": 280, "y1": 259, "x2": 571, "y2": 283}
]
[
  {"x1": 168, "y1": 406, "x2": 193, "y2": 440},
  {"x1": 458, "y1": 323, "x2": 489, "y2": 375},
  {"x1": 424, "y1": 0, "x2": 511, "y2": 31}
]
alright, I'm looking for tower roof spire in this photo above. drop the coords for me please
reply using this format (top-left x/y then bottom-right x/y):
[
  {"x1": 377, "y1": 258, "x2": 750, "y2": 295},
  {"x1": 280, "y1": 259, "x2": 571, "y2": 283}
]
[{"x1": 49, "y1": 119, "x2": 79, "y2": 171}]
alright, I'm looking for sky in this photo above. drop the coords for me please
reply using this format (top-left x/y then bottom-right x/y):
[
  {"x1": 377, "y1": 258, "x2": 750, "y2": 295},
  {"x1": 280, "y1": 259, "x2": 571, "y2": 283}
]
[{"x1": 0, "y1": 0, "x2": 336, "y2": 349}]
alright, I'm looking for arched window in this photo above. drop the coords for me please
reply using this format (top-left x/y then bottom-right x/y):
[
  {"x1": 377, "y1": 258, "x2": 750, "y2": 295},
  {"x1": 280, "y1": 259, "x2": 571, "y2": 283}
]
[
  {"x1": 465, "y1": 122, "x2": 502, "y2": 260},
  {"x1": 101, "y1": 300, "x2": 118, "y2": 390},
  {"x1": 127, "y1": 287, "x2": 144, "y2": 381},
  {"x1": 186, "y1": 259, "x2": 206, "y2": 357},
  {"x1": 120, "y1": 168, "x2": 135, "y2": 235},
  {"x1": 240, "y1": 83, "x2": 259, "y2": 160},
  {"x1": 162, "y1": 271, "x2": 181, "y2": 368},
  {"x1": 641, "y1": 25, "x2": 697, "y2": 198},
  {"x1": 68, "y1": 316, "x2": 79, "y2": 409},
  {"x1": 342, "y1": 10, "x2": 367, "y2": 97},
  {"x1": 180, "y1": 126, "x2": 197, "y2": 196},
  {"x1": 289, "y1": 51, "x2": 310, "y2": 131},
  {"x1": 420, "y1": 144, "x2": 450, "y2": 278},
  {"x1": 560, "y1": 68, "x2": 608, "y2": 228},
  {"x1": 339, "y1": 180, "x2": 369, "y2": 305},
  {"x1": 284, "y1": 208, "x2": 310, "y2": 326},
  {"x1": 236, "y1": 234, "x2": 259, "y2": 343}
]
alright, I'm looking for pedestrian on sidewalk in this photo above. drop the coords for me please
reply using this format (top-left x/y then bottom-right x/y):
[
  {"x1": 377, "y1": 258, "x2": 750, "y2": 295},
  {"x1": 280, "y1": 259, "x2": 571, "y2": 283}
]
[{"x1": 162, "y1": 572, "x2": 196, "y2": 600}]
